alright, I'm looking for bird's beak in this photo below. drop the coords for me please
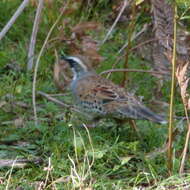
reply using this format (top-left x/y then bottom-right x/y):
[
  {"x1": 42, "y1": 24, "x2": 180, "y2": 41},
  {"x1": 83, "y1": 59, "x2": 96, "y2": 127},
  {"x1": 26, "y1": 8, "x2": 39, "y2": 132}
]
[{"x1": 61, "y1": 55, "x2": 68, "y2": 61}]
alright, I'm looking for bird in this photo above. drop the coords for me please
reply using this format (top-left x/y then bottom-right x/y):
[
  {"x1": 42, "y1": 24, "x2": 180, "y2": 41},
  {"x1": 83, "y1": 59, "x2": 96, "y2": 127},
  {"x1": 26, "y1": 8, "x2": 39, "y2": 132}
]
[{"x1": 61, "y1": 55, "x2": 167, "y2": 126}]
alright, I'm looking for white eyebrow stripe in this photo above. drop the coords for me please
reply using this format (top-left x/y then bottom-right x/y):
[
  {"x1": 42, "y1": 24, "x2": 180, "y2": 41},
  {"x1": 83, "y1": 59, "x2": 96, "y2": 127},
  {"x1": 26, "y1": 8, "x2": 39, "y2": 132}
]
[{"x1": 68, "y1": 56, "x2": 87, "y2": 71}]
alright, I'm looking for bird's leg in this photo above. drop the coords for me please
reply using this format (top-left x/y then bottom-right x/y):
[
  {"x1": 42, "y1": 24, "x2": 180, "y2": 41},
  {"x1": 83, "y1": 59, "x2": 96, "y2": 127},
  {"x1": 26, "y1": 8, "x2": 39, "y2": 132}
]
[
  {"x1": 114, "y1": 119, "x2": 126, "y2": 134},
  {"x1": 127, "y1": 119, "x2": 141, "y2": 138},
  {"x1": 128, "y1": 119, "x2": 139, "y2": 133},
  {"x1": 114, "y1": 118, "x2": 140, "y2": 138}
]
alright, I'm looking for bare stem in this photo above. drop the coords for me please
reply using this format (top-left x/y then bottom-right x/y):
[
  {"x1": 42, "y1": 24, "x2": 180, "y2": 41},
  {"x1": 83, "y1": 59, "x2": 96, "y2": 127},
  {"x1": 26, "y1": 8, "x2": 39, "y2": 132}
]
[
  {"x1": 167, "y1": 4, "x2": 177, "y2": 176},
  {"x1": 179, "y1": 65, "x2": 190, "y2": 174},
  {"x1": 180, "y1": 122, "x2": 190, "y2": 174},
  {"x1": 100, "y1": 68, "x2": 169, "y2": 76},
  {"x1": 0, "y1": 0, "x2": 29, "y2": 41},
  {"x1": 117, "y1": 23, "x2": 148, "y2": 55},
  {"x1": 101, "y1": 0, "x2": 130, "y2": 45},
  {"x1": 32, "y1": 7, "x2": 67, "y2": 125},
  {"x1": 37, "y1": 91, "x2": 89, "y2": 117},
  {"x1": 121, "y1": 0, "x2": 136, "y2": 87},
  {"x1": 27, "y1": 0, "x2": 44, "y2": 71}
]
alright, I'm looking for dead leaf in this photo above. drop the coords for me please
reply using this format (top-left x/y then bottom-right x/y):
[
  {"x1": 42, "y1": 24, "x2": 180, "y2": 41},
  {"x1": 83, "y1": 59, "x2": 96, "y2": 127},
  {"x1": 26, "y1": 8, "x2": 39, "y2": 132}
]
[
  {"x1": 188, "y1": 99, "x2": 190, "y2": 110},
  {"x1": 136, "y1": 0, "x2": 145, "y2": 5},
  {"x1": 68, "y1": 41, "x2": 81, "y2": 55},
  {"x1": 72, "y1": 22, "x2": 101, "y2": 35},
  {"x1": 61, "y1": 7, "x2": 78, "y2": 15},
  {"x1": 30, "y1": 0, "x2": 53, "y2": 7},
  {"x1": 14, "y1": 118, "x2": 24, "y2": 128},
  {"x1": 60, "y1": 0, "x2": 81, "y2": 15},
  {"x1": 44, "y1": 0, "x2": 53, "y2": 7},
  {"x1": 0, "y1": 101, "x2": 6, "y2": 108},
  {"x1": 54, "y1": 59, "x2": 71, "y2": 92},
  {"x1": 176, "y1": 62, "x2": 190, "y2": 108},
  {"x1": 13, "y1": 101, "x2": 29, "y2": 109},
  {"x1": 0, "y1": 177, "x2": 3, "y2": 184},
  {"x1": 81, "y1": 36, "x2": 103, "y2": 64},
  {"x1": 120, "y1": 156, "x2": 133, "y2": 165}
]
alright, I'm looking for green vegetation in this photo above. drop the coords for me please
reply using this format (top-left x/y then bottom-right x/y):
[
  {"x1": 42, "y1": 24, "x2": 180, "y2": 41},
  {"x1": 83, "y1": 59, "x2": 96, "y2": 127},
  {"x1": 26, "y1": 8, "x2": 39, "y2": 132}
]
[{"x1": 0, "y1": 0, "x2": 190, "y2": 189}]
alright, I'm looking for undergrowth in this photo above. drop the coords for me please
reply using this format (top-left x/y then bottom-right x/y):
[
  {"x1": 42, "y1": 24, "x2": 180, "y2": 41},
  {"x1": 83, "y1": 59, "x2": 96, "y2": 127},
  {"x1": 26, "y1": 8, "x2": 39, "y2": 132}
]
[{"x1": 0, "y1": 0, "x2": 190, "y2": 189}]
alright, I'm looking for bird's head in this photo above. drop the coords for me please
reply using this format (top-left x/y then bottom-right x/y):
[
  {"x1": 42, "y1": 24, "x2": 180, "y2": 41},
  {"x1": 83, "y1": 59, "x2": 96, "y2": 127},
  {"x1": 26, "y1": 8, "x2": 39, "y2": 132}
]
[{"x1": 61, "y1": 56, "x2": 89, "y2": 80}]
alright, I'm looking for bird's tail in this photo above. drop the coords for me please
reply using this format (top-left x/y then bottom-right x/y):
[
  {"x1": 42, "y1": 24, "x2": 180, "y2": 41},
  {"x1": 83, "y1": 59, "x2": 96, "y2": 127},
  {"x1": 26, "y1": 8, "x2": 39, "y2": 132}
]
[{"x1": 119, "y1": 104, "x2": 167, "y2": 124}]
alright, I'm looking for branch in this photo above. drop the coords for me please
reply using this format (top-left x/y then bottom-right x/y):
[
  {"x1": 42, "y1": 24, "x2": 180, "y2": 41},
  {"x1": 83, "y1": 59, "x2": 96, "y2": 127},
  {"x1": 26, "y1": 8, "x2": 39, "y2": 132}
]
[
  {"x1": 117, "y1": 23, "x2": 148, "y2": 55},
  {"x1": 27, "y1": 0, "x2": 44, "y2": 71},
  {"x1": 0, "y1": 0, "x2": 29, "y2": 41},
  {"x1": 121, "y1": 0, "x2": 136, "y2": 87},
  {"x1": 100, "y1": 68, "x2": 169, "y2": 76},
  {"x1": 37, "y1": 91, "x2": 90, "y2": 117},
  {"x1": 179, "y1": 62, "x2": 190, "y2": 174},
  {"x1": 37, "y1": 91, "x2": 72, "y2": 108},
  {"x1": 100, "y1": 0, "x2": 130, "y2": 45}
]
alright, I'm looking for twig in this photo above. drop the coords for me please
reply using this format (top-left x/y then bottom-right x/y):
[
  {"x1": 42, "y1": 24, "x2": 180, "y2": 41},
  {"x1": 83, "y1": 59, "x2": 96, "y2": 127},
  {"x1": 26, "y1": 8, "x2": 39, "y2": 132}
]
[
  {"x1": 0, "y1": 0, "x2": 29, "y2": 41},
  {"x1": 0, "y1": 158, "x2": 42, "y2": 168},
  {"x1": 76, "y1": 130, "x2": 93, "y2": 183},
  {"x1": 37, "y1": 91, "x2": 89, "y2": 117},
  {"x1": 5, "y1": 158, "x2": 17, "y2": 190},
  {"x1": 43, "y1": 157, "x2": 52, "y2": 189},
  {"x1": 27, "y1": 0, "x2": 44, "y2": 71},
  {"x1": 130, "y1": 37, "x2": 156, "y2": 52},
  {"x1": 100, "y1": 0, "x2": 130, "y2": 45},
  {"x1": 37, "y1": 91, "x2": 73, "y2": 108},
  {"x1": 100, "y1": 68, "x2": 170, "y2": 76},
  {"x1": 167, "y1": 4, "x2": 177, "y2": 176},
  {"x1": 121, "y1": 0, "x2": 136, "y2": 87},
  {"x1": 117, "y1": 23, "x2": 148, "y2": 55},
  {"x1": 106, "y1": 36, "x2": 167, "y2": 79},
  {"x1": 32, "y1": 6, "x2": 67, "y2": 125},
  {"x1": 83, "y1": 124, "x2": 95, "y2": 169},
  {"x1": 48, "y1": 93, "x2": 70, "y2": 97},
  {"x1": 179, "y1": 62, "x2": 190, "y2": 174},
  {"x1": 37, "y1": 181, "x2": 44, "y2": 190},
  {"x1": 180, "y1": 123, "x2": 190, "y2": 174}
]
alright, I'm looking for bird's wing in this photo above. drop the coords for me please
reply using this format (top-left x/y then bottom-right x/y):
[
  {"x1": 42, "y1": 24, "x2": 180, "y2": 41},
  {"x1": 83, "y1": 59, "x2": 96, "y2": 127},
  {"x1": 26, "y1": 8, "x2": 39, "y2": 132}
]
[
  {"x1": 77, "y1": 75, "x2": 130, "y2": 103},
  {"x1": 91, "y1": 85, "x2": 127, "y2": 103}
]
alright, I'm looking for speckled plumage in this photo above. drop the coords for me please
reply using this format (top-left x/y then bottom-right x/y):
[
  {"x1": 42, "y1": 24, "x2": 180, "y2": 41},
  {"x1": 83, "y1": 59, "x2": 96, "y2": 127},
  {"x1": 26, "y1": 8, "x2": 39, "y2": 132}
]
[{"x1": 62, "y1": 56, "x2": 167, "y2": 124}]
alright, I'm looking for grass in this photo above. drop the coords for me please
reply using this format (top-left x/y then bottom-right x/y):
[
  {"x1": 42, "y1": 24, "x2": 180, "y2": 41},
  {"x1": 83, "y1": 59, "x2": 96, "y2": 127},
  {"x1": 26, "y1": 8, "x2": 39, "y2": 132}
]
[{"x1": 0, "y1": 0, "x2": 190, "y2": 189}]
